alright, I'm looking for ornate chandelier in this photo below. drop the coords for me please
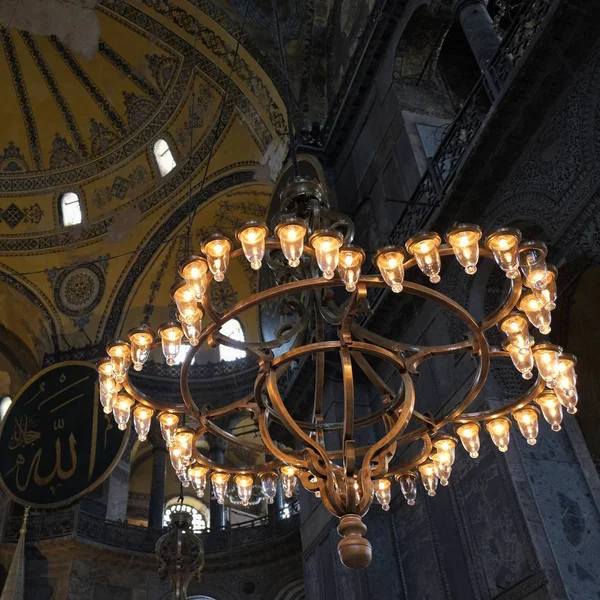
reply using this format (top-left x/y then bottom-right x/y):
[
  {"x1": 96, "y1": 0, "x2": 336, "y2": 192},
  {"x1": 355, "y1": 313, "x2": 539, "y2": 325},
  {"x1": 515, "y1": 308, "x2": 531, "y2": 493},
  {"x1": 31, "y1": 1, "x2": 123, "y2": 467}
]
[{"x1": 96, "y1": 175, "x2": 579, "y2": 570}]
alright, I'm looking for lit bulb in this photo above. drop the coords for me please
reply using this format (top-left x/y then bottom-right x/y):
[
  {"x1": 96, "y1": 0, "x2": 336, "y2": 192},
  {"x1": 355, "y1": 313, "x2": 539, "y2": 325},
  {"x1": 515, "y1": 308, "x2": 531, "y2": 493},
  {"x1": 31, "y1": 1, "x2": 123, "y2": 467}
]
[
  {"x1": 169, "y1": 443, "x2": 186, "y2": 472},
  {"x1": 554, "y1": 353, "x2": 578, "y2": 414},
  {"x1": 172, "y1": 282, "x2": 201, "y2": 326},
  {"x1": 275, "y1": 219, "x2": 308, "y2": 268},
  {"x1": 310, "y1": 230, "x2": 344, "y2": 280},
  {"x1": 536, "y1": 390, "x2": 563, "y2": 432},
  {"x1": 201, "y1": 235, "x2": 232, "y2": 282},
  {"x1": 158, "y1": 412, "x2": 179, "y2": 447},
  {"x1": 503, "y1": 341, "x2": 534, "y2": 379},
  {"x1": 98, "y1": 358, "x2": 121, "y2": 395},
  {"x1": 513, "y1": 407, "x2": 539, "y2": 445},
  {"x1": 555, "y1": 383, "x2": 578, "y2": 414},
  {"x1": 158, "y1": 323, "x2": 184, "y2": 366},
  {"x1": 181, "y1": 317, "x2": 202, "y2": 347},
  {"x1": 375, "y1": 478, "x2": 392, "y2": 511},
  {"x1": 106, "y1": 341, "x2": 131, "y2": 383},
  {"x1": 484, "y1": 229, "x2": 522, "y2": 279},
  {"x1": 432, "y1": 451, "x2": 453, "y2": 486},
  {"x1": 189, "y1": 465, "x2": 208, "y2": 497},
  {"x1": 280, "y1": 465, "x2": 297, "y2": 498},
  {"x1": 406, "y1": 232, "x2": 442, "y2": 283},
  {"x1": 530, "y1": 265, "x2": 557, "y2": 311},
  {"x1": 396, "y1": 473, "x2": 417, "y2": 505},
  {"x1": 519, "y1": 242, "x2": 549, "y2": 291},
  {"x1": 179, "y1": 256, "x2": 209, "y2": 301},
  {"x1": 173, "y1": 428, "x2": 195, "y2": 465},
  {"x1": 235, "y1": 474, "x2": 254, "y2": 507},
  {"x1": 518, "y1": 293, "x2": 551, "y2": 335},
  {"x1": 211, "y1": 472, "x2": 230, "y2": 505},
  {"x1": 499, "y1": 313, "x2": 532, "y2": 354},
  {"x1": 113, "y1": 393, "x2": 134, "y2": 431},
  {"x1": 532, "y1": 344, "x2": 561, "y2": 387},
  {"x1": 177, "y1": 468, "x2": 191, "y2": 488},
  {"x1": 99, "y1": 385, "x2": 116, "y2": 415},
  {"x1": 375, "y1": 246, "x2": 406, "y2": 293},
  {"x1": 456, "y1": 422, "x2": 481, "y2": 458},
  {"x1": 128, "y1": 326, "x2": 154, "y2": 372},
  {"x1": 433, "y1": 436, "x2": 457, "y2": 466},
  {"x1": 260, "y1": 472, "x2": 278, "y2": 504},
  {"x1": 237, "y1": 221, "x2": 269, "y2": 270},
  {"x1": 337, "y1": 246, "x2": 365, "y2": 292},
  {"x1": 418, "y1": 461, "x2": 438, "y2": 497},
  {"x1": 446, "y1": 224, "x2": 482, "y2": 275},
  {"x1": 486, "y1": 418, "x2": 511, "y2": 452},
  {"x1": 133, "y1": 405, "x2": 154, "y2": 441}
]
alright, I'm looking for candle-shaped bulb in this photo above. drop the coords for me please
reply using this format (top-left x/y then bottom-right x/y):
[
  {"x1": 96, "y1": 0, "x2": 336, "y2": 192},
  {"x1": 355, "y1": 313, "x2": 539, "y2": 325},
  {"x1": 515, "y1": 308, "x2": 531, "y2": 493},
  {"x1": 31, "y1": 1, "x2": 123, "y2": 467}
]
[
  {"x1": 338, "y1": 246, "x2": 365, "y2": 292},
  {"x1": 456, "y1": 422, "x2": 481, "y2": 458},
  {"x1": 133, "y1": 405, "x2": 154, "y2": 441},
  {"x1": 486, "y1": 418, "x2": 511, "y2": 452},
  {"x1": 259, "y1": 472, "x2": 279, "y2": 504},
  {"x1": 446, "y1": 224, "x2": 482, "y2": 275},
  {"x1": 235, "y1": 474, "x2": 254, "y2": 507},
  {"x1": 280, "y1": 465, "x2": 298, "y2": 498},
  {"x1": 406, "y1": 232, "x2": 442, "y2": 283},
  {"x1": 397, "y1": 473, "x2": 418, "y2": 506},
  {"x1": 375, "y1": 478, "x2": 392, "y2": 511},
  {"x1": 310, "y1": 230, "x2": 344, "y2": 280},
  {"x1": 113, "y1": 393, "x2": 134, "y2": 431},
  {"x1": 513, "y1": 407, "x2": 539, "y2": 445},
  {"x1": 211, "y1": 472, "x2": 230, "y2": 505},
  {"x1": 179, "y1": 255, "x2": 209, "y2": 301},
  {"x1": 201, "y1": 235, "x2": 232, "y2": 282},
  {"x1": 275, "y1": 219, "x2": 308, "y2": 268},
  {"x1": 128, "y1": 326, "x2": 154, "y2": 372},
  {"x1": 485, "y1": 228, "x2": 522, "y2": 279},
  {"x1": 158, "y1": 412, "x2": 179, "y2": 447},
  {"x1": 237, "y1": 222, "x2": 269, "y2": 270},
  {"x1": 375, "y1": 246, "x2": 407, "y2": 293},
  {"x1": 158, "y1": 323, "x2": 184, "y2": 366}
]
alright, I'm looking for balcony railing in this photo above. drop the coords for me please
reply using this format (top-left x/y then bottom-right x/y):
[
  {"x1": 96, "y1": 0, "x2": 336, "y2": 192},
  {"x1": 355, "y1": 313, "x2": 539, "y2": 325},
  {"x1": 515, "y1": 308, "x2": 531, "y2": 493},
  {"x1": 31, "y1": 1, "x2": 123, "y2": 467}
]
[{"x1": 2, "y1": 502, "x2": 300, "y2": 555}]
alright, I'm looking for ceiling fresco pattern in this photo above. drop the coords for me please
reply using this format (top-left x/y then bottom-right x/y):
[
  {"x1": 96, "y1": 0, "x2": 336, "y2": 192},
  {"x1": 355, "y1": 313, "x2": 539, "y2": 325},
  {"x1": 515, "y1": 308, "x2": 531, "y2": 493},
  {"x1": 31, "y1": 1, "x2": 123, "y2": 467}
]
[{"x1": 0, "y1": 0, "x2": 287, "y2": 362}]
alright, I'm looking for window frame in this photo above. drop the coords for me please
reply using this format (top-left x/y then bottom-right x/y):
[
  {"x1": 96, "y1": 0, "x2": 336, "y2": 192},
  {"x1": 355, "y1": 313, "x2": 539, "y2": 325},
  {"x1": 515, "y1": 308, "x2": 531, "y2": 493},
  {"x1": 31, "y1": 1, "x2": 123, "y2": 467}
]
[
  {"x1": 59, "y1": 190, "x2": 84, "y2": 228},
  {"x1": 153, "y1": 137, "x2": 177, "y2": 177},
  {"x1": 218, "y1": 318, "x2": 246, "y2": 362}
]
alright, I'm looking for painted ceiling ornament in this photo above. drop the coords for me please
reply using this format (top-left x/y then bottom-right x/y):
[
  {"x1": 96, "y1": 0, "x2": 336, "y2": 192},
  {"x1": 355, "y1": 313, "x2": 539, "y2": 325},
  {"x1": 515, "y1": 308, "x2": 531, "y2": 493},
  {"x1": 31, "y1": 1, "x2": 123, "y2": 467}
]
[
  {"x1": 0, "y1": 142, "x2": 29, "y2": 173},
  {"x1": 53, "y1": 264, "x2": 106, "y2": 319},
  {"x1": 49, "y1": 134, "x2": 81, "y2": 169}
]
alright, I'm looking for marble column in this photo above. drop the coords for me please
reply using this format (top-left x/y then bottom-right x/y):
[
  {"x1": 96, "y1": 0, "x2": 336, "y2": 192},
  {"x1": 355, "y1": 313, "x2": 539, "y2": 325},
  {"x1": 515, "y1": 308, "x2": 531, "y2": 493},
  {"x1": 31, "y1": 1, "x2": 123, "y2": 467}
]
[
  {"x1": 455, "y1": 0, "x2": 501, "y2": 72},
  {"x1": 208, "y1": 436, "x2": 227, "y2": 530},
  {"x1": 148, "y1": 444, "x2": 167, "y2": 529}
]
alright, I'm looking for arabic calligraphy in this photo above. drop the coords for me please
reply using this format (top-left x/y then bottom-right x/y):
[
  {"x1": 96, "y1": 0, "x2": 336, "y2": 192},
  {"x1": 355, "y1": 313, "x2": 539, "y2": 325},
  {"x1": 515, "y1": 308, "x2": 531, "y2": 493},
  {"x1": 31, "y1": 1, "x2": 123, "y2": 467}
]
[{"x1": 8, "y1": 416, "x2": 41, "y2": 450}]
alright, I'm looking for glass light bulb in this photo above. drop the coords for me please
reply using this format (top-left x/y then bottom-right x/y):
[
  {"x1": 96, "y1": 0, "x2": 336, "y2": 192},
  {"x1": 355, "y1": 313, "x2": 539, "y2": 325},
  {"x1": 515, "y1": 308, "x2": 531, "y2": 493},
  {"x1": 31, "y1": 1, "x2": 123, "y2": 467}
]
[
  {"x1": 338, "y1": 246, "x2": 365, "y2": 292},
  {"x1": 99, "y1": 385, "x2": 116, "y2": 415},
  {"x1": 432, "y1": 452, "x2": 453, "y2": 486},
  {"x1": 202, "y1": 235, "x2": 232, "y2": 282},
  {"x1": 406, "y1": 232, "x2": 442, "y2": 283},
  {"x1": 418, "y1": 461, "x2": 438, "y2": 497},
  {"x1": 397, "y1": 473, "x2": 417, "y2": 505},
  {"x1": 280, "y1": 465, "x2": 298, "y2": 498},
  {"x1": 181, "y1": 317, "x2": 202, "y2": 347},
  {"x1": 159, "y1": 323, "x2": 184, "y2": 366},
  {"x1": 513, "y1": 407, "x2": 539, "y2": 445},
  {"x1": 530, "y1": 265, "x2": 557, "y2": 311},
  {"x1": 174, "y1": 429, "x2": 195, "y2": 465},
  {"x1": 555, "y1": 382, "x2": 578, "y2": 414},
  {"x1": 519, "y1": 242, "x2": 549, "y2": 291},
  {"x1": 237, "y1": 222, "x2": 268, "y2": 270},
  {"x1": 158, "y1": 412, "x2": 179, "y2": 447},
  {"x1": 446, "y1": 224, "x2": 482, "y2": 275},
  {"x1": 113, "y1": 393, "x2": 134, "y2": 431},
  {"x1": 504, "y1": 341, "x2": 534, "y2": 379},
  {"x1": 310, "y1": 230, "x2": 344, "y2": 280},
  {"x1": 211, "y1": 472, "x2": 230, "y2": 505},
  {"x1": 169, "y1": 443, "x2": 186, "y2": 472},
  {"x1": 536, "y1": 390, "x2": 563, "y2": 431},
  {"x1": 486, "y1": 418, "x2": 511, "y2": 452},
  {"x1": 106, "y1": 341, "x2": 131, "y2": 383},
  {"x1": 128, "y1": 327, "x2": 154, "y2": 372},
  {"x1": 177, "y1": 467, "x2": 191, "y2": 488},
  {"x1": 179, "y1": 256, "x2": 209, "y2": 301},
  {"x1": 519, "y1": 293, "x2": 551, "y2": 335},
  {"x1": 275, "y1": 219, "x2": 308, "y2": 268},
  {"x1": 235, "y1": 474, "x2": 254, "y2": 507},
  {"x1": 375, "y1": 247, "x2": 406, "y2": 293},
  {"x1": 532, "y1": 345, "x2": 561, "y2": 386},
  {"x1": 260, "y1": 472, "x2": 278, "y2": 504},
  {"x1": 485, "y1": 229, "x2": 522, "y2": 279},
  {"x1": 133, "y1": 405, "x2": 154, "y2": 441},
  {"x1": 456, "y1": 422, "x2": 481, "y2": 458},
  {"x1": 375, "y1": 478, "x2": 392, "y2": 511},
  {"x1": 172, "y1": 282, "x2": 201, "y2": 326},
  {"x1": 189, "y1": 465, "x2": 208, "y2": 497},
  {"x1": 433, "y1": 436, "x2": 457, "y2": 466},
  {"x1": 499, "y1": 313, "x2": 532, "y2": 354},
  {"x1": 557, "y1": 354, "x2": 577, "y2": 389},
  {"x1": 98, "y1": 359, "x2": 121, "y2": 395}
]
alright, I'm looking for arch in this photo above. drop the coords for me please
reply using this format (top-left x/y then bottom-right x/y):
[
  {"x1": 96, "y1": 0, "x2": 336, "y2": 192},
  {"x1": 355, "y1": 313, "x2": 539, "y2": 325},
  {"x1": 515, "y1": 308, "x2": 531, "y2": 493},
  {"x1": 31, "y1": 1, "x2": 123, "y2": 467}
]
[
  {"x1": 153, "y1": 138, "x2": 176, "y2": 176},
  {"x1": 60, "y1": 191, "x2": 83, "y2": 227},
  {"x1": 163, "y1": 495, "x2": 209, "y2": 532},
  {"x1": 219, "y1": 318, "x2": 246, "y2": 361}
]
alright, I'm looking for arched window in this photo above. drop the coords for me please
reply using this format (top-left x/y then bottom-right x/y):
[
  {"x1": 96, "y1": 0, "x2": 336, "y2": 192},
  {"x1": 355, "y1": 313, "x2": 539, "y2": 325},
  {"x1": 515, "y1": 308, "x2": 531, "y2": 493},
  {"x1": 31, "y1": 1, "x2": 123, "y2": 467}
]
[
  {"x1": 60, "y1": 192, "x2": 82, "y2": 227},
  {"x1": 0, "y1": 397, "x2": 11, "y2": 421},
  {"x1": 163, "y1": 501, "x2": 207, "y2": 533},
  {"x1": 219, "y1": 319, "x2": 246, "y2": 362},
  {"x1": 153, "y1": 138, "x2": 176, "y2": 176}
]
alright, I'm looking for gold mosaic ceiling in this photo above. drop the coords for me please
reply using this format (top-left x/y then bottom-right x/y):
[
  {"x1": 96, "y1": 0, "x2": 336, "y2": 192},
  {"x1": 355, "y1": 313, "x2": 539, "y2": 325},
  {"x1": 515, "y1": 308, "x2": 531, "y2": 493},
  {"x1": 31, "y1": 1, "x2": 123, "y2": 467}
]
[{"x1": 0, "y1": 0, "x2": 287, "y2": 365}]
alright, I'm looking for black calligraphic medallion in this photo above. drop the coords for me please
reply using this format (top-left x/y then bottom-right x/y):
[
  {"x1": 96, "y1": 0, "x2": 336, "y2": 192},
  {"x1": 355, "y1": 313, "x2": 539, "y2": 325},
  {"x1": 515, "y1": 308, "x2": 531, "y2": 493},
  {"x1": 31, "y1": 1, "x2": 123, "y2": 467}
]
[{"x1": 0, "y1": 361, "x2": 129, "y2": 508}]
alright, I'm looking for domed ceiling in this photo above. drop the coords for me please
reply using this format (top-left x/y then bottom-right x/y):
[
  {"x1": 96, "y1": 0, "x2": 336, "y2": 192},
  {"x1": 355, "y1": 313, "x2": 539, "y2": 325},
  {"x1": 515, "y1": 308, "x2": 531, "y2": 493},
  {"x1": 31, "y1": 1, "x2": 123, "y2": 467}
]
[{"x1": 0, "y1": 0, "x2": 289, "y2": 367}]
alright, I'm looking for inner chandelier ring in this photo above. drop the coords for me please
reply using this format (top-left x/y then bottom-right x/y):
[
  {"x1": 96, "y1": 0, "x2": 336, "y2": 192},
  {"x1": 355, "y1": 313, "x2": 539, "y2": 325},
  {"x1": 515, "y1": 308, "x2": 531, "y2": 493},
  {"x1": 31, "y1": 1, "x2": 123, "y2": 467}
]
[{"x1": 99, "y1": 179, "x2": 579, "y2": 571}]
